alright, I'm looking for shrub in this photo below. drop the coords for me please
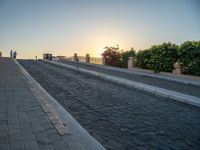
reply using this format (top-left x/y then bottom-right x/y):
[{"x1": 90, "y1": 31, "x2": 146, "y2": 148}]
[
  {"x1": 101, "y1": 46, "x2": 122, "y2": 67},
  {"x1": 148, "y1": 42, "x2": 178, "y2": 73},
  {"x1": 136, "y1": 49, "x2": 152, "y2": 70},
  {"x1": 179, "y1": 41, "x2": 200, "y2": 76}
]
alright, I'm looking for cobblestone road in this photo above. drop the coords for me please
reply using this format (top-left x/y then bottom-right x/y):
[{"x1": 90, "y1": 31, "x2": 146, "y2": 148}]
[
  {"x1": 58, "y1": 60, "x2": 200, "y2": 97},
  {"x1": 19, "y1": 60, "x2": 200, "y2": 150}
]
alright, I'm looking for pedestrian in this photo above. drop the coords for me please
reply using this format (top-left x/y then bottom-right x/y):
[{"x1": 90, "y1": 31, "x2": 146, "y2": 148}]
[
  {"x1": 76, "y1": 58, "x2": 79, "y2": 68},
  {"x1": 13, "y1": 51, "x2": 17, "y2": 59},
  {"x1": 10, "y1": 50, "x2": 13, "y2": 58}
]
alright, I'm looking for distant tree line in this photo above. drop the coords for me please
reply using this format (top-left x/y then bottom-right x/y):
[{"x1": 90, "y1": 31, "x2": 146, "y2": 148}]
[{"x1": 101, "y1": 41, "x2": 200, "y2": 76}]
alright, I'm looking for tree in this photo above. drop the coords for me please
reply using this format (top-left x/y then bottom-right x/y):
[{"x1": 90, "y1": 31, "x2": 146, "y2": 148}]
[{"x1": 101, "y1": 45, "x2": 122, "y2": 67}]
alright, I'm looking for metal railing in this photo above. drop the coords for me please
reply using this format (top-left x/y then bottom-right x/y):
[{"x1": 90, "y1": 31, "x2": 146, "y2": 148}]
[{"x1": 65, "y1": 56, "x2": 103, "y2": 65}]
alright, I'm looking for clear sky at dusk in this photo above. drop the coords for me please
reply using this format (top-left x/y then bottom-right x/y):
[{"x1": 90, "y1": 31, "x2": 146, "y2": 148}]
[{"x1": 0, "y1": 0, "x2": 200, "y2": 59}]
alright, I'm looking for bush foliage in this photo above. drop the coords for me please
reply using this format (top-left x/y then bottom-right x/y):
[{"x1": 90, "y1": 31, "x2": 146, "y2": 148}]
[
  {"x1": 136, "y1": 42, "x2": 178, "y2": 73},
  {"x1": 101, "y1": 41, "x2": 200, "y2": 76},
  {"x1": 101, "y1": 46, "x2": 135, "y2": 68},
  {"x1": 101, "y1": 46, "x2": 122, "y2": 67},
  {"x1": 179, "y1": 41, "x2": 200, "y2": 76}
]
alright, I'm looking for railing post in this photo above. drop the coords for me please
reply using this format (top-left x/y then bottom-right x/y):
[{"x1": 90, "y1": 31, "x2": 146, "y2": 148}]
[
  {"x1": 102, "y1": 57, "x2": 105, "y2": 65},
  {"x1": 173, "y1": 61, "x2": 182, "y2": 75},
  {"x1": 128, "y1": 57, "x2": 133, "y2": 69},
  {"x1": 128, "y1": 57, "x2": 137, "y2": 70},
  {"x1": 85, "y1": 54, "x2": 90, "y2": 63},
  {"x1": 74, "y1": 53, "x2": 78, "y2": 61}
]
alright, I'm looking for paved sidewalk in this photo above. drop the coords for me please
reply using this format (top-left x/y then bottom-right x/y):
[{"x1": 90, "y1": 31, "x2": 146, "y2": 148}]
[
  {"x1": 0, "y1": 57, "x2": 105, "y2": 150},
  {"x1": 59, "y1": 60, "x2": 200, "y2": 86}
]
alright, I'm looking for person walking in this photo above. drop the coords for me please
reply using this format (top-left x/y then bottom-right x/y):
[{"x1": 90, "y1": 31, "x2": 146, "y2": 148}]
[
  {"x1": 76, "y1": 58, "x2": 79, "y2": 68},
  {"x1": 13, "y1": 51, "x2": 17, "y2": 59},
  {"x1": 10, "y1": 50, "x2": 13, "y2": 58}
]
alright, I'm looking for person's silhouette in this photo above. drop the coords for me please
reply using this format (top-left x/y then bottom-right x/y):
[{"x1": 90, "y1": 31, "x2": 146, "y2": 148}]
[{"x1": 10, "y1": 50, "x2": 13, "y2": 58}]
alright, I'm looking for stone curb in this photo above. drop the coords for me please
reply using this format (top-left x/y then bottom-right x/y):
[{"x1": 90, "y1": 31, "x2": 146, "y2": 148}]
[
  {"x1": 14, "y1": 59, "x2": 106, "y2": 150},
  {"x1": 45, "y1": 60, "x2": 200, "y2": 108},
  {"x1": 61, "y1": 60, "x2": 200, "y2": 86}
]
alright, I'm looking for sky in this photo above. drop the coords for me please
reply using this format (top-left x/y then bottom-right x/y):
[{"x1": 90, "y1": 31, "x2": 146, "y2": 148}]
[{"x1": 0, "y1": 0, "x2": 200, "y2": 59}]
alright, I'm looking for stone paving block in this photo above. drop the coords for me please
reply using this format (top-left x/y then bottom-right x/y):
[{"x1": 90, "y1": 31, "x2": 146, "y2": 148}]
[
  {"x1": 18, "y1": 112, "x2": 29, "y2": 125},
  {"x1": 53, "y1": 139, "x2": 70, "y2": 150},
  {"x1": 8, "y1": 120, "x2": 19, "y2": 127},
  {"x1": 34, "y1": 108, "x2": 46, "y2": 117},
  {"x1": 10, "y1": 140, "x2": 25, "y2": 150},
  {"x1": 8, "y1": 128, "x2": 21, "y2": 135},
  {"x1": 39, "y1": 144, "x2": 55, "y2": 150},
  {"x1": 20, "y1": 124, "x2": 35, "y2": 140},
  {"x1": 0, "y1": 130, "x2": 7, "y2": 137},
  {"x1": 7, "y1": 110, "x2": 17, "y2": 116},
  {"x1": 16, "y1": 105, "x2": 25, "y2": 112},
  {"x1": 9, "y1": 131, "x2": 23, "y2": 142},
  {"x1": 24, "y1": 140, "x2": 40, "y2": 150},
  {"x1": 0, "y1": 136, "x2": 8, "y2": 144},
  {"x1": 0, "y1": 144, "x2": 9, "y2": 150},
  {"x1": 0, "y1": 108, "x2": 6, "y2": 113},
  {"x1": 0, "y1": 120, "x2": 7, "y2": 126},
  {"x1": 26, "y1": 110, "x2": 38, "y2": 118},
  {"x1": 42, "y1": 122, "x2": 54, "y2": 130},
  {"x1": 0, "y1": 124, "x2": 8, "y2": 131},
  {"x1": 47, "y1": 133, "x2": 63, "y2": 142},
  {"x1": 34, "y1": 131, "x2": 50, "y2": 144},
  {"x1": 0, "y1": 113, "x2": 7, "y2": 120},
  {"x1": 45, "y1": 128, "x2": 58, "y2": 136},
  {"x1": 29, "y1": 116, "x2": 39, "y2": 123},
  {"x1": 38, "y1": 115, "x2": 51, "y2": 125},
  {"x1": 30, "y1": 121, "x2": 43, "y2": 133},
  {"x1": 8, "y1": 123, "x2": 20, "y2": 130}
]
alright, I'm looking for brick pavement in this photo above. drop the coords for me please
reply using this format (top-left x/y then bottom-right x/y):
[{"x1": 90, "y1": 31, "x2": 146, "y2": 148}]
[
  {"x1": 44, "y1": 60, "x2": 200, "y2": 108},
  {"x1": 0, "y1": 57, "x2": 105, "y2": 150},
  {"x1": 19, "y1": 59, "x2": 200, "y2": 150}
]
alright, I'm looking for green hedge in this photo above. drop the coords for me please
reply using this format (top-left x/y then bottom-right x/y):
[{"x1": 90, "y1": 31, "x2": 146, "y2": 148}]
[
  {"x1": 136, "y1": 42, "x2": 178, "y2": 73},
  {"x1": 102, "y1": 41, "x2": 200, "y2": 76},
  {"x1": 135, "y1": 49, "x2": 151, "y2": 70},
  {"x1": 179, "y1": 41, "x2": 200, "y2": 76}
]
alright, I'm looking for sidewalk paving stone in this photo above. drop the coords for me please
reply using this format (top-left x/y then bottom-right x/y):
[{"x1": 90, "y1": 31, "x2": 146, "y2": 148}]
[{"x1": 0, "y1": 57, "x2": 105, "y2": 150}]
